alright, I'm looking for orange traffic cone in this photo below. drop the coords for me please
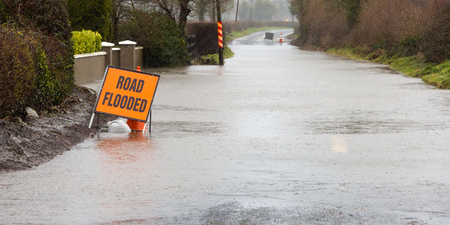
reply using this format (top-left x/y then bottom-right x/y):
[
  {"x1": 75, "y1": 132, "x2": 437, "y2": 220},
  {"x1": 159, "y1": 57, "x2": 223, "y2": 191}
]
[
  {"x1": 127, "y1": 66, "x2": 146, "y2": 132},
  {"x1": 279, "y1": 32, "x2": 283, "y2": 43}
]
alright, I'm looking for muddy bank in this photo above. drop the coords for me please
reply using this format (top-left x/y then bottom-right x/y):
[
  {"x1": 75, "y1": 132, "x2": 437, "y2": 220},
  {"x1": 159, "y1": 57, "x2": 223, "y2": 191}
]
[{"x1": 0, "y1": 86, "x2": 116, "y2": 171}]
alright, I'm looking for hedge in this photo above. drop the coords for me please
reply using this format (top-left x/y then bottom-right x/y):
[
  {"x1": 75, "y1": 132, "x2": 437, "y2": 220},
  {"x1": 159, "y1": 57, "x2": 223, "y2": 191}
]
[
  {"x1": 0, "y1": 0, "x2": 74, "y2": 118},
  {"x1": 72, "y1": 30, "x2": 102, "y2": 54}
]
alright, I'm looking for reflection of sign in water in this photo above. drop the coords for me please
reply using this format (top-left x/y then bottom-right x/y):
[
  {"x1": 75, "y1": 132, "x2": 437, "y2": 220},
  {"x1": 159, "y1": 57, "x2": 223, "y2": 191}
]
[
  {"x1": 332, "y1": 136, "x2": 348, "y2": 153},
  {"x1": 94, "y1": 66, "x2": 160, "y2": 122}
]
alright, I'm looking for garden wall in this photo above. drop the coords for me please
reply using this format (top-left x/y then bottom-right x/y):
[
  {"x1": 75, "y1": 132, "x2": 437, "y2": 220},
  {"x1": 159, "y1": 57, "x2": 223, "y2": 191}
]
[{"x1": 74, "y1": 41, "x2": 143, "y2": 84}]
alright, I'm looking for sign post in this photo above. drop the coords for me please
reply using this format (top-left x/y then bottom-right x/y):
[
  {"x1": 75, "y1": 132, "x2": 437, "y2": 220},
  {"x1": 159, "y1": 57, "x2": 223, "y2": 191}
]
[{"x1": 88, "y1": 66, "x2": 160, "y2": 132}]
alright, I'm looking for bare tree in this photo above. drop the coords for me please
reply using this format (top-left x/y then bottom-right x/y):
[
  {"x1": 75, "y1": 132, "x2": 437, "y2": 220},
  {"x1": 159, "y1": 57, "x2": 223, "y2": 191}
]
[
  {"x1": 111, "y1": 0, "x2": 129, "y2": 43},
  {"x1": 191, "y1": 0, "x2": 234, "y2": 22},
  {"x1": 151, "y1": 0, "x2": 192, "y2": 34}
]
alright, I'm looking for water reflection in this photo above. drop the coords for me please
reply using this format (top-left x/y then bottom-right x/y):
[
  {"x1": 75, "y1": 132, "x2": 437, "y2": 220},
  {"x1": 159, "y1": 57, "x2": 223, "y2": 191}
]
[
  {"x1": 96, "y1": 132, "x2": 157, "y2": 221},
  {"x1": 96, "y1": 132, "x2": 154, "y2": 164},
  {"x1": 332, "y1": 136, "x2": 348, "y2": 153}
]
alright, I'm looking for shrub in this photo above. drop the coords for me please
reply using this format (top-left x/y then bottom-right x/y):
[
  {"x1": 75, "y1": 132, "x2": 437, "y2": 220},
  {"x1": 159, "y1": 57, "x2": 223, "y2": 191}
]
[
  {"x1": 0, "y1": 27, "x2": 37, "y2": 117},
  {"x1": 421, "y1": 3, "x2": 450, "y2": 63},
  {"x1": 348, "y1": 0, "x2": 438, "y2": 54},
  {"x1": 72, "y1": 30, "x2": 102, "y2": 54},
  {"x1": 0, "y1": 0, "x2": 74, "y2": 118},
  {"x1": 186, "y1": 22, "x2": 219, "y2": 57},
  {"x1": 68, "y1": 0, "x2": 112, "y2": 41},
  {"x1": 120, "y1": 10, "x2": 188, "y2": 68},
  {"x1": 291, "y1": 0, "x2": 348, "y2": 48}
]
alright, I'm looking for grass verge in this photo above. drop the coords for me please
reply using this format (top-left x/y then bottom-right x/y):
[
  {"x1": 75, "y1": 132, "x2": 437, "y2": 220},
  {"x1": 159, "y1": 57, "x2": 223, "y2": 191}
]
[{"x1": 326, "y1": 47, "x2": 450, "y2": 89}]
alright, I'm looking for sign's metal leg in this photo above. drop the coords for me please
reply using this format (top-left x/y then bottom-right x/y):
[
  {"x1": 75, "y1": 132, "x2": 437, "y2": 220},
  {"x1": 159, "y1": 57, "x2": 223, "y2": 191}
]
[{"x1": 88, "y1": 113, "x2": 95, "y2": 128}]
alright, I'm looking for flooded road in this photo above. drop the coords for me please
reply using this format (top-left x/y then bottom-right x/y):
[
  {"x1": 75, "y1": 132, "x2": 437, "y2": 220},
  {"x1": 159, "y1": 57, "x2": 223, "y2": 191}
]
[{"x1": 2, "y1": 29, "x2": 450, "y2": 224}]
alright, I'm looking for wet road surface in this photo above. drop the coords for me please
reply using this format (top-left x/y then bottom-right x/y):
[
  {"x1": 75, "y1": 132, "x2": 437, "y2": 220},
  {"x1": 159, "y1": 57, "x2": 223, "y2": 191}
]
[{"x1": 2, "y1": 29, "x2": 450, "y2": 224}]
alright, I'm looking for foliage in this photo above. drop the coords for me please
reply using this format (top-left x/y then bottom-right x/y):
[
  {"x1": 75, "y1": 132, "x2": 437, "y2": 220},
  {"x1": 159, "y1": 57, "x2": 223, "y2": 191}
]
[
  {"x1": 327, "y1": 0, "x2": 363, "y2": 29},
  {"x1": 238, "y1": 0, "x2": 251, "y2": 20},
  {"x1": 290, "y1": 0, "x2": 450, "y2": 62},
  {"x1": 152, "y1": 0, "x2": 192, "y2": 35},
  {"x1": 421, "y1": 4, "x2": 450, "y2": 63},
  {"x1": 186, "y1": 22, "x2": 220, "y2": 57},
  {"x1": 0, "y1": 0, "x2": 74, "y2": 118},
  {"x1": 192, "y1": 54, "x2": 219, "y2": 65},
  {"x1": 71, "y1": 30, "x2": 103, "y2": 54},
  {"x1": 192, "y1": 0, "x2": 234, "y2": 21},
  {"x1": 120, "y1": 10, "x2": 188, "y2": 67},
  {"x1": 422, "y1": 61, "x2": 450, "y2": 89},
  {"x1": 0, "y1": 0, "x2": 72, "y2": 39},
  {"x1": 68, "y1": 0, "x2": 112, "y2": 41},
  {"x1": 326, "y1": 46, "x2": 450, "y2": 89},
  {"x1": 191, "y1": 46, "x2": 234, "y2": 65},
  {"x1": 0, "y1": 26, "x2": 37, "y2": 117},
  {"x1": 253, "y1": 0, "x2": 276, "y2": 21}
]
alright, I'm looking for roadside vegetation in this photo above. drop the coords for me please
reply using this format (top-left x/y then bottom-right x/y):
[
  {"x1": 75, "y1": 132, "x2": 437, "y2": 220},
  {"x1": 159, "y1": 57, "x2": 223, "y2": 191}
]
[
  {"x1": 289, "y1": 0, "x2": 450, "y2": 89},
  {"x1": 0, "y1": 0, "x2": 74, "y2": 119},
  {"x1": 71, "y1": 30, "x2": 102, "y2": 54}
]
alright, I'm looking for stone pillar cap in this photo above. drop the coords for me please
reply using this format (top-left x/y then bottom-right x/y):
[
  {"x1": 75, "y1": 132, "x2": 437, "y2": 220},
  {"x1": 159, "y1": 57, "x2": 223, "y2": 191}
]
[
  {"x1": 119, "y1": 40, "x2": 137, "y2": 45},
  {"x1": 101, "y1": 42, "x2": 115, "y2": 47}
]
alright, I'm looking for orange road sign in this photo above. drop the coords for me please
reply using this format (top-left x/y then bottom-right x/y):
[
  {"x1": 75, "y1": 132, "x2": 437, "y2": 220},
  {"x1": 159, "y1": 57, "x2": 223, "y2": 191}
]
[{"x1": 93, "y1": 66, "x2": 160, "y2": 122}]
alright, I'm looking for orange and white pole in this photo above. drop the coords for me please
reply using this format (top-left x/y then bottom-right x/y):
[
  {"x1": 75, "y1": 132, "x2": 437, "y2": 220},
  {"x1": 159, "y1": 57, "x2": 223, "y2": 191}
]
[{"x1": 218, "y1": 21, "x2": 223, "y2": 48}]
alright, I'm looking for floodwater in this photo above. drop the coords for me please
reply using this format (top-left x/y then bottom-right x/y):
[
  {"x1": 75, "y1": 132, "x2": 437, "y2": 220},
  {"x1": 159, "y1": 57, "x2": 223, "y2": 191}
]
[{"x1": 2, "y1": 29, "x2": 450, "y2": 224}]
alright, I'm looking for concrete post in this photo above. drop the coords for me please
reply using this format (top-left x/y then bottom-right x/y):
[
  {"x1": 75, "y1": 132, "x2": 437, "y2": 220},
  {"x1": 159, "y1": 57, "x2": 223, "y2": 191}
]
[
  {"x1": 119, "y1": 40, "x2": 137, "y2": 70},
  {"x1": 101, "y1": 42, "x2": 115, "y2": 66}
]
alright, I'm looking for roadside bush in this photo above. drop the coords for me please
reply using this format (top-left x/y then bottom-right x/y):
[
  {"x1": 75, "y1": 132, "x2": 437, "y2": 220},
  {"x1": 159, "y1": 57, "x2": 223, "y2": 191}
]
[
  {"x1": 421, "y1": 3, "x2": 450, "y2": 63},
  {"x1": 348, "y1": 0, "x2": 439, "y2": 55},
  {"x1": 0, "y1": 27, "x2": 37, "y2": 117},
  {"x1": 291, "y1": 0, "x2": 348, "y2": 48},
  {"x1": 0, "y1": 0, "x2": 74, "y2": 118},
  {"x1": 186, "y1": 22, "x2": 219, "y2": 57},
  {"x1": 120, "y1": 10, "x2": 188, "y2": 68},
  {"x1": 72, "y1": 30, "x2": 102, "y2": 54}
]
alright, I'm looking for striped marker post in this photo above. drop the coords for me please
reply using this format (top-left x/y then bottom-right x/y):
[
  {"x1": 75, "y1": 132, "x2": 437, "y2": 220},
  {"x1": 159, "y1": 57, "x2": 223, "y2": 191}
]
[{"x1": 218, "y1": 21, "x2": 223, "y2": 48}]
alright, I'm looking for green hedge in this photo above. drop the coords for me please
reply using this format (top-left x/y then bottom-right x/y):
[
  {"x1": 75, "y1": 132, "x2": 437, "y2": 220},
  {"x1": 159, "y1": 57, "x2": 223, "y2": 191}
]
[{"x1": 72, "y1": 30, "x2": 102, "y2": 54}]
